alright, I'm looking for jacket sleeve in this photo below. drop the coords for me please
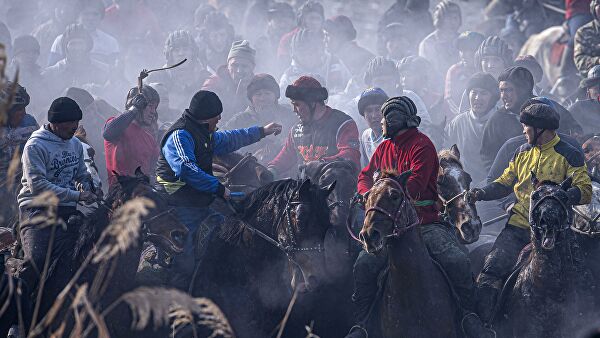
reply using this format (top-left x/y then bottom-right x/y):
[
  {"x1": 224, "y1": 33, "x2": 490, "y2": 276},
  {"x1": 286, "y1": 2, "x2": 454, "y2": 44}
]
[
  {"x1": 163, "y1": 130, "x2": 225, "y2": 197},
  {"x1": 566, "y1": 156, "x2": 592, "y2": 205},
  {"x1": 404, "y1": 144, "x2": 437, "y2": 200},
  {"x1": 268, "y1": 129, "x2": 298, "y2": 177},
  {"x1": 103, "y1": 110, "x2": 136, "y2": 141},
  {"x1": 357, "y1": 144, "x2": 381, "y2": 195},
  {"x1": 322, "y1": 119, "x2": 361, "y2": 167},
  {"x1": 73, "y1": 141, "x2": 93, "y2": 191},
  {"x1": 213, "y1": 126, "x2": 264, "y2": 155},
  {"x1": 574, "y1": 28, "x2": 600, "y2": 74},
  {"x1": 493, "y1": 153, "x2": 518, "y2": 189},
  {"x1": 22, "y1": 144, "x2": 80, "y2": 202}
]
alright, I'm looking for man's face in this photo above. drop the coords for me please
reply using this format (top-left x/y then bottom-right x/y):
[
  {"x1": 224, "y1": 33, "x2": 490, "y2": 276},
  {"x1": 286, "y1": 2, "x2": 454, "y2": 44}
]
[
  {"x1": 65, "y1": 38, "x2": 90, "y2": 62},
  {"x1": 208, "y1": 28, "x2": 229, "y2": 52},
  {"x1": 251, "y1": 89, "x2": 277, "y2": 112},
  {"x1": 227, "y1": 57, "x2": 255, "y2": 83},
  {"x1": 401, "y1": 72, "x2": 424, "y2": 92},
  {"x1": 440, "y1": 12, "x2": 461, "y2": 32},
  {"x1": 371, "y1": 75, "x2": 399, "y2": 96},
  {"x1": 386, "y1": 38, "x2": 409, "y2": 60},
  {"x1": 499, "y1": 81, "x2": 520, "y2": 111},
  {"x1": 8, "y1": 108, "x2": 26, "y2": 127},
  {"x1": 139, "y1": 102, "x2": 158, "y2": 126},
  {"x1": 481, "y1": 55, "x2": 505, "y2": 78},
  {"x1": 522, "y1": 123, "x2": 537, "y2": 145},
  {"x1": 381, "y1": 116, "x2": 388, "y2": 137},
  {"x1": 292, "y1": 100, "x2": 313, "y2": 123},
  {"x1": 469, "y1": 88, "x2": 493, "y2": 115},
  {"x1": 15, "y1": 49, "x2": 39, "y2": 66},
  {"x1": 270, "y1": 16, "x2": 295, "y2": 37},
  {"x1": 588, "y1": 85, "x2": 600, "y2": 100},
  {"x1": 52, "y1": 120, "x2": 80, "y2": 140},
  {"x1": 303, "y1": 12, "x2": 324, "y2": 31},
  {"x1": 170, "y1": 45, "x2": 193, "y2": 65},
  {"x1": 78, "y1": 8, "x2": 102, "y2": 31},
  {"x1": 363, "y1": 104, "x2": 383, "y2": 132},
  {"x1": 204, "y1": 114, "x2": 221, "y2": 132}
]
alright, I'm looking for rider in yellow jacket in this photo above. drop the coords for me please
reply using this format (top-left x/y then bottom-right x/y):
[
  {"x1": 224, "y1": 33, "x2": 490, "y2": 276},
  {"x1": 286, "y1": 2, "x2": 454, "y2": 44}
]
[{"x1": 465, "y1": 102, "x2": 591, "y2": 322}]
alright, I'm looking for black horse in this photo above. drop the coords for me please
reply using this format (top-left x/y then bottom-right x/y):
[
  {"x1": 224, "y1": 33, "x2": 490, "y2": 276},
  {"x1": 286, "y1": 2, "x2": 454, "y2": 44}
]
[
  {"x1": 494, "y1": 176, "x2": 596, "y2": 338},
  {"x1": 191, "y1": 178, "x2": 335, "y2": 338},
  {"x1": 23, "y1": 169, "x2": 188, "y2": 336}
]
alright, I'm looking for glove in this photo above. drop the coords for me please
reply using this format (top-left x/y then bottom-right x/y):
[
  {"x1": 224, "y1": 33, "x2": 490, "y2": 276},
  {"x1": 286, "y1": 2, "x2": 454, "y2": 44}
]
[
  {"x1": 464, "y1": 188, "x2": 485, "y2": 204},
  {"x1": 129, "y1": 94, "x2": 148, "y2": 111}
]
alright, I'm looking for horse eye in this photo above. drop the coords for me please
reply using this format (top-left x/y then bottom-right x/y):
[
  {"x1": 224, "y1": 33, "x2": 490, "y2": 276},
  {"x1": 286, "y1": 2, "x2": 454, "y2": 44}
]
[{"x1": 390, "y1": 190, "x2": 400, "y2": 200}]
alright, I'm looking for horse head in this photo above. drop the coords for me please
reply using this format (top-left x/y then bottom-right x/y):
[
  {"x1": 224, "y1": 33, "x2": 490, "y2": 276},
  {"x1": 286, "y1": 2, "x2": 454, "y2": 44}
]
[
  {"x1": 112, "y1": 168, "x2": 188, "y2": 255},
  {"x1": 438, "y1": 145, "x2": 482, "y2": 244},
  {"x1": 360, "y1": 170, "x2": 418, "y2": 253},
  {"x1": 282, "y1": 179, "x2": 335, "y2": 292},
  {"x1": 529, "y1": 175, "x2": 573, "y2": 251},
  {"x1": 213, "y1": 152, "x2": 273, "y2": 193}
]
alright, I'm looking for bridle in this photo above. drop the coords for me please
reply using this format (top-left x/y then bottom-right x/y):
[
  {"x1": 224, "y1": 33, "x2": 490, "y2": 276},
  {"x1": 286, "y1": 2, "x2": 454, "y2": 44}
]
[
  {"x1": 529, "y1": 191, "x2": 572, "y2": 233},
  {"x1": 438, "y1": 190, "x2": 467, "y2": 221},
  {"x1": 365, "y1": 178, "x2": 419, "y2": 238}
]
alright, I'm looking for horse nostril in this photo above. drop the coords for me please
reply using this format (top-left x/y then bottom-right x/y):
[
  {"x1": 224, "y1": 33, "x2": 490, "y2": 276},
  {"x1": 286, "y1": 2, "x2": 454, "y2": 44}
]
[{"x1": 171, "y1": 231, "x2": 187, "y2": 245}]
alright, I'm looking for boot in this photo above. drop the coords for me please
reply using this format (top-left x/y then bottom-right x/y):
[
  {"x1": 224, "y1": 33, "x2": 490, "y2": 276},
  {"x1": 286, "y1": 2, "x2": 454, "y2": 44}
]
[
  {"x1": 476, "y1": 285, "x2": 499, "y2": 323},
  {"x1": 461, "y1": 312, "x2": 496, "y2": 338}
]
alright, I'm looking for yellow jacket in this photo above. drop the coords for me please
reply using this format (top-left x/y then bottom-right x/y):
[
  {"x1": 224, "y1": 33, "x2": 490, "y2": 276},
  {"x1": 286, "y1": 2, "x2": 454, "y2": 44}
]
[{"x1": 494, "y1": 134, "x2": 592, "y2": 229}]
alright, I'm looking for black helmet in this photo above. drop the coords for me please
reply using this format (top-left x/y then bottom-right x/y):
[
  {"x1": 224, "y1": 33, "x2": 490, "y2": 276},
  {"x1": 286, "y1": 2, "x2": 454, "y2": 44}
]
[
  {"x1": 164, "y1": 30, "x2": 200, "y2": 62},
  {"x1": 474, "y1": 36, "x2": 513, "y2": 71},
  {"x1": 0, "y1": 81, "x2": 30, "y2": 113},
  {"x1": 433, "y1": 1, "x2": 461, "y2": 29}
]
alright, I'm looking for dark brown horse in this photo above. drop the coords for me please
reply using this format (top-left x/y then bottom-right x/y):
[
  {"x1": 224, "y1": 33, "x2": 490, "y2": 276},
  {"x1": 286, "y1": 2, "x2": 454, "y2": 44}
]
[
  {"x1": 438, "y1": 145, "x2": 482, "y2": 245},
  {"x1": 191, "y1": 178, "x2": 335, "y2": 338},
  {"x1": 360, "y1": 170, "x2": 459, "y2": 338},
  {"x1": 494, "y1": 177, "x2": 596, "y2": 338}
]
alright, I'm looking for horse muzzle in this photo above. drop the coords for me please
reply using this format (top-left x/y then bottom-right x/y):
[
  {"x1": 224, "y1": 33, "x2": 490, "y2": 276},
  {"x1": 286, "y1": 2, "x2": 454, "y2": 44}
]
[
  {"x1": 360, "y1": 228, "x2": 384, "y2": 254},
  {"x1": 541, "y1": 228, "x2": 556, "y2": 250},
  {"x1": 457, "y1": 218, "x2": 482, "y2": 244},
  {"x1": 146, "y1": 227, "x2": 188, "y2": 255}
]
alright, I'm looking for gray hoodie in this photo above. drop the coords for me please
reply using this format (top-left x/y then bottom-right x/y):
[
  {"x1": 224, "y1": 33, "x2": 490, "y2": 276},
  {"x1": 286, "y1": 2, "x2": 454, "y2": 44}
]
[{"x1": 18, "y1": 125, "x2": 92, "y2": 208}]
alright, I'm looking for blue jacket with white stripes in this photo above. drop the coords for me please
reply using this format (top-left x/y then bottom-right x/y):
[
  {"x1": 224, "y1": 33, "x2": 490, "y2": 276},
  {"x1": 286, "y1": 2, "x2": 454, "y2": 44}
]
[{"x1": 155, "y1": 115, "x2": 264, "y2": 207}]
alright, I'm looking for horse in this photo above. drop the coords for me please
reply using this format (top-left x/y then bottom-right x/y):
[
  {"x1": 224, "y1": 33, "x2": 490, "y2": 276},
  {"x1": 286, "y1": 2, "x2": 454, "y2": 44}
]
[
  {"x1": 23, "y1": 168, "x2": 188, "y2": 336},
  {"x1": 493, "y1": 176, "x2": 596, "y2": 338},
  {"x1": 360, "y1": 170, "x2": 459, "y2": 338},
  {"x1": 438, "y1": 145, "x2": 482, "y2": 246},
  {"x1": 191, "y1": 178, "x2": 335, "y2": 338}
]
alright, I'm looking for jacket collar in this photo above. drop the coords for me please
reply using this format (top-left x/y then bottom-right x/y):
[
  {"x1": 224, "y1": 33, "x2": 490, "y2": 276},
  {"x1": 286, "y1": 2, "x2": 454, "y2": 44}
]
[
  {"x1": 391, "y1": 128, "x2": 419, "y2": 147},
  {"x1": 540, "y1": 134, "x2": 560, "y2": 151}
]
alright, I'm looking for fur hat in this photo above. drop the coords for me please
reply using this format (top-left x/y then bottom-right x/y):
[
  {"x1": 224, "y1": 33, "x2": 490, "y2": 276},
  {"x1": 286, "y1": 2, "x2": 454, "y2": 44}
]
[
  {"x1": 285, "y1": 76, "x2": 328, "y2": 102},
  {"x1": 519, "y1": 103, "x2": 560, "y2": 130}
]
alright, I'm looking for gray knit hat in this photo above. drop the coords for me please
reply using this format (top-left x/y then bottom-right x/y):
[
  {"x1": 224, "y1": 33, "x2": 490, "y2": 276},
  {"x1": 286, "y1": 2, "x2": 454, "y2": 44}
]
[
  {"x1": 227, "y1": 40, "x2": 256, "y2": 64},
  {"x1": 381, "y1": 96, "x2": 420, "y2": 138}
]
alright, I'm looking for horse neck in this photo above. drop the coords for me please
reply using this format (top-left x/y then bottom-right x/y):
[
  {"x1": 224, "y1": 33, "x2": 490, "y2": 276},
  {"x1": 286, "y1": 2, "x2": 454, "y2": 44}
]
[
  {"x1": 529, "y1": 232, "x2": 577, "y2": 294},
  {"x1": 387, "y1": 225, "x2": 439, "y2": 287}
]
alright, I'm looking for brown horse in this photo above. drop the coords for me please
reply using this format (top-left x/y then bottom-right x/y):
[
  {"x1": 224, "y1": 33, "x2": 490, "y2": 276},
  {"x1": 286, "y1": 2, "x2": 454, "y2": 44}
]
[
  {"x1": 438, "y1": 145, "x2": 482, "y2": 245},
  {"x1": 360, "y1": 170, "x2": 459, "y2": 338}
]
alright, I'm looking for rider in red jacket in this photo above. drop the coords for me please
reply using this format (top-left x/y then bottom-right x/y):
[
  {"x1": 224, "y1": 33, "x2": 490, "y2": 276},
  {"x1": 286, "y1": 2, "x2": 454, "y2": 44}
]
[{"x1": 346, "y1": 96, "x2": 494, "y2": 338}]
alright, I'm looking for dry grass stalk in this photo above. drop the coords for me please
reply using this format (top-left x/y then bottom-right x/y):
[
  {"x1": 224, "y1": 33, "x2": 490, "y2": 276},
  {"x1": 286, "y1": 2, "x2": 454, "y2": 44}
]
[
  {"x1": 304, "y1": 322, "x2": 320, "y2": 338},
  {"x1": 276, "y1": 287, "x2": 299, "y2": 338},
  {"x1": 92, "y1": 197, "x2": 155, "y2": 264},
  {"x1": 0, "y1": 271, "x2": 14, "y2": 317},
  {"x1": 194, "y1": 298, "x2": 235, "y2": 338}
]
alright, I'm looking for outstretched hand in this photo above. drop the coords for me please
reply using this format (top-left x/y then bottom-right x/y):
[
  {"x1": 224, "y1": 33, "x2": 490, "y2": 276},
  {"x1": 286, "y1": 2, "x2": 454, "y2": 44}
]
[{"x1": 263, "y1": 123, "x2": 282, "y2": 136}]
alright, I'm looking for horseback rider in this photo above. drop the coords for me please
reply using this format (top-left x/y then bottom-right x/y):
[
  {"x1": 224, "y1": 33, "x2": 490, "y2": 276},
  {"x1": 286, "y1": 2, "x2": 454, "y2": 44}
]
[
  {"x1": 267, "y1": 75, "x2": 360, "y2": 178},
  {"x1": 154, "y1": 90, "x2": 281, "y2": 289},
  {"x1": 17, "y1": 97, "x2": 96, "y2": 288},
  {"x1": 346, "y1": 96, "x2": 493, "y2": 338},
  {"x1": 574, "y1": 0, "x2": 600, "y2": 75},
  {"x1": 466, "y1": 102, "x2": 592, "y2": 323},
  {"x1": 569, "y1": 64, "x2": 600, "y2": 136}
]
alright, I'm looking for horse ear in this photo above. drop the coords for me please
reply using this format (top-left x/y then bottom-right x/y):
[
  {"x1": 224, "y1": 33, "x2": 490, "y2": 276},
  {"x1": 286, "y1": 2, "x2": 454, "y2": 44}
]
[
  {"x1": 322, "y1": 180, "x2": 336, "y2": 195},
  {"x1": 395, "y1": 170, "x2": 412, "y2": 188},
  {"x1": 114, "y1": 171, "x2": 126, "y2": 186},
  {"x1": 298, "y1": 179, "x2": 312, "y2": 198},
  {"x1": 450, "y1": 144, "x2": 460, "y2": 160},
  {"x1": 530, "y1": 171, "x2": 539, "y2": 187},
  {"x1": 560, "y1": 175, "x2": 573, "y2": 191},
  {"x1": 134, "y1": 167, "x2": 145, "y2": 177}
]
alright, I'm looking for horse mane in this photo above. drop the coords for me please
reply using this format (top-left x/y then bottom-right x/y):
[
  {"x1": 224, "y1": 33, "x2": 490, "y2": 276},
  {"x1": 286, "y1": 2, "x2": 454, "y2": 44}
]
[{"x1": 438, "y1": 149, "x2": 463, "y2": 169}]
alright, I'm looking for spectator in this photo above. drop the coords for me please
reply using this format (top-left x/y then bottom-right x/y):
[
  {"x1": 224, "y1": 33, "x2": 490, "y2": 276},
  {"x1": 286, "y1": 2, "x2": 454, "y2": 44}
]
[
  {"x1": 419, "y1": 1, "x2": 462, "y2": 76},
  {"x1": 324, "y1": 15, "x2": 374, "y2": 77}
]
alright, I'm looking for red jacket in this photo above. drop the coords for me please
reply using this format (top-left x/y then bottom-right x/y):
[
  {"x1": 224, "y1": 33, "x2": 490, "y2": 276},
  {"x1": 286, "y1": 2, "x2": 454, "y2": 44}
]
[
  {"x1": 104, "y1": 119, "x2": 159, "y2": 187},
  {"x1": 566, "y1": 0, "x2": 591, "y2": 19},
  {"x1": 357, "y1": 128, "x2": 440, "y2": 225}
]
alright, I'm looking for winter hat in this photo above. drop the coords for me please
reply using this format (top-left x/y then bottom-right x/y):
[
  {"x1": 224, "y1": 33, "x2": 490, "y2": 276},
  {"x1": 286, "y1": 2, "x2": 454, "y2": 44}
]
[
  {"x1": 285, "y1": 76, "x2": 328, "y2": 102},
  {"x1": 187, "y1": 90, "x2": 223, "y2": 120},
  {"x1": 514, "y1": 55, "x2": 543, "y2": 84},
  {"x1": 324, "y1": 15, "x2": 357, "y2": 42},
  {"x1": 364, "y1": 56, "x2": 398, "y2": 86},
  {"x1": 580, "y1": 65, "x2": 600, "y2": 89},
  {"x1": 65, "y1": 87, "x2": 94, "y2": 110},
  {"x1": 498, "y1": 66, "x2": 535, "y2": 96},
  {"x1": 268, "y1": 2, "x2": 295, "y2": 20},
  {"x1": 227, "y1": 40, "x2": 256, "y2": 64},
  {"x1": 298, "y1": 1, "x2": 324, "y2": 26},
  {"x1": 48, "y1": 97, "x2": 83, "y2": 123},
  {"x1": 454, "y1": 31, "x2": 484, "y2": 52},
  {"x1": 433, "y1": 1, "x2": 461, "y2": 29},
  {"x1": 125, "y1": 85, "x2": 160, "y2": 109},
  {"x1": 466, "y1": 72, "x2": 500, "y2": 104},
  {"x1": 247, "y1": 73, "x2": 280, "y2": 100},
  {"x1": 12, "y1": 35, "x2": 39, "y2": 56},
  {"x1": 291, "y1": 29, "x2": 325, "y2": 57},
  {"x1": 474, "y1": 36, "x2": 513, "y2": 70},
  {"x1": 381, "y1": 96, "x2": 420, "y2": 137},
  {"x1": 397, "y1": 55, "x2": 431, "y2": 75},
  {"x1": 378, "y1": 23, "x2": 412, "y2": 56},
  {"x1": 519, "y1": 103, "x2": 560, "y2": 130},
  {"x1": 164, "y1": 30, "x2": 199, "y2": 61},
  {"x1": 0, "y1": 81, "x2": 29, "y2": 112},
  {"x1": 358, "y1": 88, "x2": 389, "y2": 116},
  {"x1": 61, "y1": 24, "x2": 93, "y2": 53}
]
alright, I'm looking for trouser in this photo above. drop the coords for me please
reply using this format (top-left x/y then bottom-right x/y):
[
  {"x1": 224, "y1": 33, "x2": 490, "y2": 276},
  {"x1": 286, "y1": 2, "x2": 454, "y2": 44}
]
[
  {"x1": 352, "y1": 223, "x2": 477, "y2": 322},
  {"x1": 168, "y1": 206, "x2": 223, "y2": 290}
]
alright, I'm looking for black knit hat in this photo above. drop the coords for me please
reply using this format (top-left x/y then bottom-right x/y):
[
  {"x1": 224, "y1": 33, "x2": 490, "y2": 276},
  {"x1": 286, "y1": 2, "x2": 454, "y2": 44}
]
[
  {"x1": 187, "y1": 90, "x2": 223, "y2": 120},
  {"x1": 48, "y1": 97, "x2": 83, "y2": 123},
  {"x1": 381, "y1": 96, "x2": 420, "y2": 137},
  {"x1": 247, "y1": 73, "x2": 280, "y2": 100},
  {"x1": 519, "y1": 103, "x2": 560, "y2": 130},
  {"x1": 466, "y1": 72, "x2": 500, "y2": 104},
  {"x1": 498, "y1": 66, "x2": 534, "y2": 96}
]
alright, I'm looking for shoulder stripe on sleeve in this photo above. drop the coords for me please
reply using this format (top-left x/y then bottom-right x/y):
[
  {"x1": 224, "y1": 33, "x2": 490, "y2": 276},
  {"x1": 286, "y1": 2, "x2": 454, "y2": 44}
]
[{"x1": 173, "y1": 131, "x2": 190, "y2": 162}]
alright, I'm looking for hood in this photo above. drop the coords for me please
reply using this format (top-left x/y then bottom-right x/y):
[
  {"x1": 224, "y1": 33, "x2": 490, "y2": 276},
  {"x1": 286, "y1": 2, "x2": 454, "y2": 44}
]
[{"x1": 29, "y1": 125, "x2": 73, "y2": 144}]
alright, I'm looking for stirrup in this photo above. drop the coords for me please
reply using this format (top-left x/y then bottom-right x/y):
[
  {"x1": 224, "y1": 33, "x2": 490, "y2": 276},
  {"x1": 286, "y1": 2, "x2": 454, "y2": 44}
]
[
  {"x1": 461, "y1": 312, "x2": 496, "y2": 338},
  {"x1": 349, "y1": 325, "x2": 368, "y2": 338}
]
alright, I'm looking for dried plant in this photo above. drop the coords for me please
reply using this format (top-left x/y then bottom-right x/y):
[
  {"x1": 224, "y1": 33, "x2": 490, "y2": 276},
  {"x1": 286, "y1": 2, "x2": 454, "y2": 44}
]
[
  {"x1": 93, "y1": 197, "x2": 154, "y2": 264},
  {"x1": 193, "y1": 298, "x2": 235, "y2": 338}
]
